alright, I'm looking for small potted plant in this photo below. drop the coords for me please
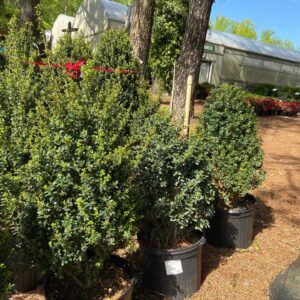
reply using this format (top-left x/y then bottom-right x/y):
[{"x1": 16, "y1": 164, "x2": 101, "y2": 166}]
[
  {"x1": 198, "y1": 84, "x2": 265, "y2": 249},
  {"x1": 130, "y1": 108, "x2": 216, "y2": 299}
]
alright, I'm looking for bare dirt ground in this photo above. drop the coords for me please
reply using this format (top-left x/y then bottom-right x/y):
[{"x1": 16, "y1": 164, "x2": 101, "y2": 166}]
[{"x1": 189, "y1": 114, "x2": 300, "y2": 300}]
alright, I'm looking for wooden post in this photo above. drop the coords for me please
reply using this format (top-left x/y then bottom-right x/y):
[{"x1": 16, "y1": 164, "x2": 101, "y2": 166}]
[{"x1": 183, "y1": 75, "x2": 193, "y2": 136}]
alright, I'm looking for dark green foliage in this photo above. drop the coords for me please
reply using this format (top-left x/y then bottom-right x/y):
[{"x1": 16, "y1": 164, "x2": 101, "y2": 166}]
[
  {"x1": 39, "y1": 0, "x2": 82, "y2": 29},
  {"x1": 0, "y1": 0, "x2": 82, "y2": 30},
  {"x1": 48, "y1": 33, "x2": 92, "y2": 64},
  {"x1": 4, "y1": 78, "x2": 136, "y2": 283},
  {"x1": 0, "y1": 1, "x2": 18, "y2": 32},
  {"x1": 0, "y1": 19, "x2": 40, "y2": 178},
  {"x1": 0, "y1": 22, "x2": 143, "y2": 287},
  {"x1": 91, "y1": 29, "x2": 143, "y2": 110},
  {"x1": 149, "y1": 0, "x2": 189, "y2": 91},
  {"x1": 131, "y1": 109, "x2": 215, "y2": 249},
  {"x1": 247, "y1": 83, "x2": 300, "y2": 101},
  {"x1": 250, "y1": 83, "x2": 278, "y2": 97},
  {"x1": 196, "y1": 82, "x2": 215, "y2": 99},
  {"x1": 199, "y1": 84, "x2": 265, "y2": 207},
  {"x1": 0, "y1": 230, "x2": 13, "y2": 299}
]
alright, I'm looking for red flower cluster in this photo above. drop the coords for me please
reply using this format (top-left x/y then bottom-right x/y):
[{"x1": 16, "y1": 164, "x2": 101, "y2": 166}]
[{"x1": 246, "y1": 96, "x2": 299, "y2": 116}]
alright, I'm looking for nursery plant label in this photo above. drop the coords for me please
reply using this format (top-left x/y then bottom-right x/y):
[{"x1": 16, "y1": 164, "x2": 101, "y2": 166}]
[{"x1": 165, "y1": 260, "x2": 183, "y2": 275}]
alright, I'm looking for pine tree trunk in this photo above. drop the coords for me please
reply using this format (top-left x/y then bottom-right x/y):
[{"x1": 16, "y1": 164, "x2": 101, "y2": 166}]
[
  {"x1": 172, "y1": 0, "x2": 213, "y2": 122},
  {"x1": 19, "y1": 0, "x2": 40, "y2": 35},
  {"x1": 129, "y1": 0, "x2": 155, "y2": 76}
]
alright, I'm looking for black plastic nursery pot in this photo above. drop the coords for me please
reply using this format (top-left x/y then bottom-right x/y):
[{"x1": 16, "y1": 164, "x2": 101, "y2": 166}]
[
  {"x1": 207, "y1": 194, "x2": 256, "y2": 249},
  {"x1": 141, "y1": 236, "x2": 206, "y2": 300}
]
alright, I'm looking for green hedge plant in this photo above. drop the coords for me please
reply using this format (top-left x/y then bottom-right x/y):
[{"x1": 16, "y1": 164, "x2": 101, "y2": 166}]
[
  {"x1": 48, "y1": 33, "x2": 92, "y2": 64},
  {"x1": 198, "y1": 84, "x2": 265, "y2": 208},
  {"x1": 2, "y1": 70, "x2": 139, "y2": 288},
  {"x1": 0, "y1": 22, "x2": 143, "y2": 288},
  {"x1": 130, "y1": 108, "x2": 215, "y2": 249},
  {"x1": 90, "y1": 29, "x2": 143, "y2": 110}
]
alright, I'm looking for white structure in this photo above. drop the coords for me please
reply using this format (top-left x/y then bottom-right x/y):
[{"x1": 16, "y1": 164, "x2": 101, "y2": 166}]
[
  {"x1": 72, "y1": 0, "x2": 129, "y2": 50},
  {"x1": 200, "y1": 30, "x2": 300, "y2": 88},
  {"x1": 51, "y1": 14, "x2": 75, "y2": 49}
]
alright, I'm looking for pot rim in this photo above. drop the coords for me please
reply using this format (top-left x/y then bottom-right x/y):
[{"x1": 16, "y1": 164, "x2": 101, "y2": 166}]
[
  {"x1": 219, "y1": 193, "x2": 256, "y2": 215},
  {"x1": 118, "y1": 276, "x2": 137, "y2": 300},
  {"x1": 140, "y1": 235, "x2": 206, "y2": 256}
]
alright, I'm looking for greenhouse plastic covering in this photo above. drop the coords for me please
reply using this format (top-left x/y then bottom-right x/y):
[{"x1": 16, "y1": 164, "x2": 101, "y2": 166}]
[
  {"x1": 101, "y1": 0, "x2": 128, "y2": 22},
  {"x1": 51, "y1": 14, "x2": 75, "y2": 48},
  {"x1": 206, "y1": 30, "x2": 300, "y2": 63}
]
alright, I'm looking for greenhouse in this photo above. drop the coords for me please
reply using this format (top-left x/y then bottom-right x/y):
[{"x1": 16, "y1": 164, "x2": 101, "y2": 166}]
[
  {"x1": 72, "y1": 0, "x2": 129, "y2": 50},
  {"x1": 200, "y1": 29, "x2": 300, "y2": 88}
]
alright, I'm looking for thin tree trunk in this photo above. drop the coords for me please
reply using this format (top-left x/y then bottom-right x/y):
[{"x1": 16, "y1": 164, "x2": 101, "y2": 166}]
[
  {"x1": 129, "y1": 0, "x2": 155, "y2": 76},
  {"x1": 19, "y1": 0, "x2": 40, "y2": 36},
  {"x1": 172, "y1": 0, "x2": 213, "y2": 122}
]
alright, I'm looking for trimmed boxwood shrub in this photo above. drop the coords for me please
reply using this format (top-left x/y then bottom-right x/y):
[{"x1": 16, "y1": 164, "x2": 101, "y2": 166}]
[
  {"x1": 130, "y1": 108, "x2": 216, "y2": 249},
  {"x1": 0, "y1": 19, "x2": 40, "y2": 179},
  {"x1": 89, "y1": 29, "x2": 143, "y2": 110},
  {"x1": 0, "y1": 22, "x2": 144, "y2": 288},
  {"x1": 198, "y1": 84, "x2": 265, "y2": 207},
  {"x1": 49, "y1": 33, "x2": 92, "y2": 64}
]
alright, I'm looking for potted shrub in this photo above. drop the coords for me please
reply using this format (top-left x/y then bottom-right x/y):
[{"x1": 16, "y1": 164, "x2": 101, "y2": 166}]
[
  {"x1": 198, "y1": 84, "x2": 265, "y2": 249},
  {"x1": 1, "y1": 67, "x2": 139, "y2": 298},
  {"x1": 0, "y1": 24, "x2": 143, "y2": 299},
  {"x1": 130, "y1": 108, "x2": 215, "y2": 299}
]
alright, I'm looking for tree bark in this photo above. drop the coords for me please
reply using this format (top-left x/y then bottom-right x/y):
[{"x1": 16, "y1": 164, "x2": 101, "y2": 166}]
[
  {"x1": 129, "y1": 0, "x2": 155, "y2": 76},
  {"x1": 172, "y1": 0, "x2": 214, "y2": 122},
  {"x1": 19, "y1": 0, "x2": 40, "y2": 35}
]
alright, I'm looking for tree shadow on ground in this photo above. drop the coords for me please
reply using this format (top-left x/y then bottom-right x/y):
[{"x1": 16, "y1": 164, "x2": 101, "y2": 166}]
[
  {"x1": 128, "y1": 248, "x2": 164, "y2": 300},
  {"x1": 201, "y1": 244, "x2": 235, "y2": 283},
  {"x1": 253, "y1": 196, "x2": 275, "y2": 239}
]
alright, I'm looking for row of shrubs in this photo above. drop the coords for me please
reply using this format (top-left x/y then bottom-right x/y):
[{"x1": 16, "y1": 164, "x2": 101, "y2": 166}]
[
  {"x1": 196, "y1": 83, "x2": 299, "y2": 117},
  {"x1": 0, "y1": 20, "x2": 265, "y2": 299},
  {"x1": 246, "y1": 96, "x2": 299, "y2": 116},
  {"x1": 248, "y1": 83, "x2": 300, "y2": 101}
]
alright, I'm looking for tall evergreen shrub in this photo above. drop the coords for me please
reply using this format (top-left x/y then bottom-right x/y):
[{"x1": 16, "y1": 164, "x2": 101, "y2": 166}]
[
  {"x1": 0, "y1": 23, "x2": 145, "y2": 287},
  {"x1": 49, "y1": 33, "x2": 92, "y2": 64},
  {"x1": 130, "y1": 109, "x2": 215, "y2": 249},
  {"x1": 90, "y1": 29, "x2": 143, "y2": 110},
  {"x1": 199, "y1": 84, "x2": 265, "y2": 207}
]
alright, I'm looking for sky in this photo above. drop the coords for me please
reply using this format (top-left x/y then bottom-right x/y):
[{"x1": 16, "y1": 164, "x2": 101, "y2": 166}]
[{"x1": 211, "y1": 0, "x2": 300, "y2": 49}]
